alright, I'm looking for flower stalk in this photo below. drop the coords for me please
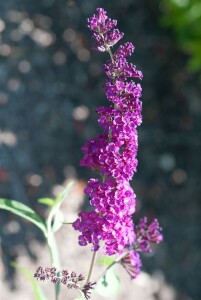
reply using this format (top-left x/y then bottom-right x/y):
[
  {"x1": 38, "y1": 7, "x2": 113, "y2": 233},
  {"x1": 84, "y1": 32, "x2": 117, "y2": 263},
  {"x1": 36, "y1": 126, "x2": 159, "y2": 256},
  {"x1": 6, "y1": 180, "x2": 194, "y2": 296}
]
[{"x1": 86, "y1": 251, "x2": 97, "y2": 284}]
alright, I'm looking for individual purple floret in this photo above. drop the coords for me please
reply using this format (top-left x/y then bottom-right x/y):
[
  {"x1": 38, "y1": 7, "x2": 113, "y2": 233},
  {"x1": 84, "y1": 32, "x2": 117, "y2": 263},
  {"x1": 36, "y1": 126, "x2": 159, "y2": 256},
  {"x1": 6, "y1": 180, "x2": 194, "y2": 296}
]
[
  {"x1": 73, "y1": 7, "x2": 163, "y2": 280},
  {"x1": 103, "y1": 58, "x2": 143, "y2": 79},
  {"x1": 114, "y1": 42, "x2": 135, "y2": 59},
  {"x1": 121, "y1": 250, "x2": 142, "y2": 279}
]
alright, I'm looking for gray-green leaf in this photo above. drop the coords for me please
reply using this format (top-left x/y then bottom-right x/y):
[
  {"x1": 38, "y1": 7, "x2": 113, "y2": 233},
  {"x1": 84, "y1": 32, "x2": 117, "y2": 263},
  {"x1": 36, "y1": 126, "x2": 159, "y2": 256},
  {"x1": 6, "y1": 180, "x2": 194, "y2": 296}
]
[
  {"x1": 0, "y1": 198, "x2": 47, "y2": 235},
  {"x1": 46, "y1": 181, "x2": 74, "y2": 233}
]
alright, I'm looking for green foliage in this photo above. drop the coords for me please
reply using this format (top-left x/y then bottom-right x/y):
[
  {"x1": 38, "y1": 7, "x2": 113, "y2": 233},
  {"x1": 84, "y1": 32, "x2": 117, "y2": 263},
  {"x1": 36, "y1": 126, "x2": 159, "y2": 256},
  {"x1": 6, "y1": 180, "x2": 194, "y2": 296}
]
[
  {"x1": 97, "y1": 256, "x2": 115, "y2": 267},
  {"x1": 0, "y1": 181, "x2": 74, "y2": 300},
  {"x1": 51, "y1": 209, "x2": 64, "y2": 233},
  {"x1": 46, "y1": 181, "x2": 74, "y2": 235},
  {"x1": 11, "y1": 262, "x2": 46, "y2": 300},
  {"x1": 37, "y1": 198, "x2": 55, "y2": 207},
  {"x1": 0, "y1": 198, "x2": 47, "y2": 236},
  {"x1": 161, "y1": 0, "x2": 201, "y2": 72},
  {"x1": 95, "y1": 268, "x2": 120, "y2": 297}
]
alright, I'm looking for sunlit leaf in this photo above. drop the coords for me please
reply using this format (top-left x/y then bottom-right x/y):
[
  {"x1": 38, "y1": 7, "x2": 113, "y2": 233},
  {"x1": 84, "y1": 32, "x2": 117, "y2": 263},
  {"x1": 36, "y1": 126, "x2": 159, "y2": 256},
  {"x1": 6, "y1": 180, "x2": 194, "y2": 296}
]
[
  {"x1": 0, "y1": 198, "x2": 47, "y2": 235},
  {"x1": 38, "y1": 198, "x2": 55, "y2": 207},
  {"x1": 97, "y1": 256, "x2": 115, "y2": 266},
  {"x1": 47, "y1": 181, "x2": 74, "y2": 233},
  {"x1": 52, "y1": 209, "x2": 64, "y2": 233}
]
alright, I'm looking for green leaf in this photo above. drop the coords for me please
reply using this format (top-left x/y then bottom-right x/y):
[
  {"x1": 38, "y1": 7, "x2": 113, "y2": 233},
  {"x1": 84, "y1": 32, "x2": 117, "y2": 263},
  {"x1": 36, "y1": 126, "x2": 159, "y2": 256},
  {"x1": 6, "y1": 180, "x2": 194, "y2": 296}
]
[
  {"x1": 47, "y1": 181, "x2": 74, "y2": 233},
  {"x1": 97, "y1": 256, "x2": 115, "y2": 267},
  {"x1": 0, "y1": 198, "x2": 47, "y2": 236},
  {"x1": 37, "y1": 198, "x2": 55, "y2": 207},
  {"x1": 52, "y1": 209, "x2": 64, "y2": 233},
  {"x1": 11, "y1": 262, "x2": 46, "y2": 300},
  {"x1": 55, "y1": 180, "x2": 75, "y2": 204},
  {"x1": 95, "y1": 268, "x2": 120, "y2": 297}
]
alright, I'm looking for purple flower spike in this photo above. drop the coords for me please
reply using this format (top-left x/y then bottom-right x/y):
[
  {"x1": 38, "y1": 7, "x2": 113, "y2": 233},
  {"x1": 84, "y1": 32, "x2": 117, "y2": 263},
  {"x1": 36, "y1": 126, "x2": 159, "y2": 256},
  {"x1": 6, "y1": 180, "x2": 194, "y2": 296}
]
[
  {"x1": 73, "y1": 7, "x2": 163, "y2": 280},
  {"x1": 105, "y1": 29, "x2": 124, "y2": 47}
]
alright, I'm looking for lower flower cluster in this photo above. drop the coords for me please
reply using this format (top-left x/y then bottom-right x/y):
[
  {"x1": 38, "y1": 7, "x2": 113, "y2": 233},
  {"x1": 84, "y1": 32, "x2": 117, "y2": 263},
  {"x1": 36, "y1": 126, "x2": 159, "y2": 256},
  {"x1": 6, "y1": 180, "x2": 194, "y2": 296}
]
[
  {"x1": 34, "y1": 267, "x2": 95, "y2": 299},
  {"x1": 73, "y1": 210, "x2": 135, "y2": 255}
]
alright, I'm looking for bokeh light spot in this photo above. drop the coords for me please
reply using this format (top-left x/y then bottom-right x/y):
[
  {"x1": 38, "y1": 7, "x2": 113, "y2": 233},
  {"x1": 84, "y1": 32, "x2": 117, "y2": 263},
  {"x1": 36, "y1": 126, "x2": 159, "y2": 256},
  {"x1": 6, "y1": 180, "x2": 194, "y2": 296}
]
[
  {"x1": 26, "y1": 174, "x2": 43, "y2": 187},
  {"x1": 171, "y1": 168, "x2": 187, "y2": 185},
  {"x1": 53, "y1": 51, "x2": 67, "y2": 65},
  {"x1": 72, "y1": 105, "x2": 89, "y2": 121},
  {"x1": 7, "y1": 10, "x2": 26, "y2": 23},
  {"x1": 0, "y1": 44, "x2": 12, "y2": 56},
  {"x1": 77, "y1": 48, "x2": 90, "y2": 62},
  {"x1": 0, "y1": 92, "x2": 9, "y2": 105},
  {"x1": 19, "y1": 18, "x2": 34, "y2": 34},
  {"x1": 0, "y1": 19, "x2": 5, "y2": 32},
  {"x1": 0, "y1": 131, "x2": 17, "y2": 146},
  {"x1": 31, "y1": 28, "x2": 54, "y2": 47},
  {"x1": 7, "y1": 78, "x2": 21, "y2": 92},
  {"x1": 10, "y1": 29, "x2": 23, "y2": 41},
  {"x1": 63, "y1": 28, "x2": 76, "y2": 42},
  {"x1": 3, "y1": 221, "x2": 21, "y2": 234},
  {"x1": 18, "y1": 60, "x2": 31, "y2": 73},
  {"x1": 159, "y1": 153, "x2": 176, "y2": 172}
]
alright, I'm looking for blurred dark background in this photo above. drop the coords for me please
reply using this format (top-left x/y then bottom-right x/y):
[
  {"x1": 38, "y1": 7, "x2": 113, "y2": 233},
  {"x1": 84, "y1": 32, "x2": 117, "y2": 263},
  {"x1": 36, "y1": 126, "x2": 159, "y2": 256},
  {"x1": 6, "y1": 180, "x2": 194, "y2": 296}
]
[{"x1": 0, "y1": 0, "x2": 201, "y2": 299}]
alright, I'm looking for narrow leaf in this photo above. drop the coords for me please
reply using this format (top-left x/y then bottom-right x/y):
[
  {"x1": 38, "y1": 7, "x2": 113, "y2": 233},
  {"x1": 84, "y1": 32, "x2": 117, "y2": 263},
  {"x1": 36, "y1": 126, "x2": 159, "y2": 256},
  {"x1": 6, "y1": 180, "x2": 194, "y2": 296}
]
[
  {"x1": 47, "y1": 181, "x2": 74, "y2": 233},
  {"x1": 52, "y1": 209, "x2": 64, "y2": 233},
  {"x1": 11, "y1": 262, "x2": 46, "y2": 300},
  {"x1": 38, "y1": 198, "x2": 55, "y2": 207},
  {"x1": 0, "y1": 198, "x2": 47, "y2": 235}
]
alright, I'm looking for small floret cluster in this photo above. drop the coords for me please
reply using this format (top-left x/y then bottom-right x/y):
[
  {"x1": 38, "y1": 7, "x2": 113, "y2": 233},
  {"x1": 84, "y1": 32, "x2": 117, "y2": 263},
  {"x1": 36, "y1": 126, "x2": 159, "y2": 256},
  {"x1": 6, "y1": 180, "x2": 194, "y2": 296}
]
[
  {"x1": 73, "y1": 8, "x2": 163, "y2": 279},
  {"x1": 34, "y1": 267, "x2": 95, "y2": 299}
]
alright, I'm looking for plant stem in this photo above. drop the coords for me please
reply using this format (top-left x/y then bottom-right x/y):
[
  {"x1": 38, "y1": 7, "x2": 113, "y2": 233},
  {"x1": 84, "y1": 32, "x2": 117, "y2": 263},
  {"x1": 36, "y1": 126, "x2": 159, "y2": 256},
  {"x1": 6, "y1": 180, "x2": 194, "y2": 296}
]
[
  {"x1": 86, "y1": 251, "x2": 97, "y2": 284},
  {"x1": 96, "y1": 261, "x2": 117, "y2": 282},
  {"x1": 96, "y1": 250, "x2": 129, "y2": 283},
  {"x1": 47, "y1": 234, "x2": 60, "y2": 300},
  {"x1": 107, "y1": 47, "x2": 114, "y2": 62}
]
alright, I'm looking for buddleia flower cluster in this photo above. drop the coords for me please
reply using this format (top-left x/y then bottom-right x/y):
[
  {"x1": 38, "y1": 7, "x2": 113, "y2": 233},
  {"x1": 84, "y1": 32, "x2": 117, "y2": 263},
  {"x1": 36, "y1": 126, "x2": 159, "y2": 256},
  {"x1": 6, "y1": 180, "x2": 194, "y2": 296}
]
[
  {"x1": 34, "y1": 267, "x2": 95, "y2": 299},
  {"x1": 73, "y1": 8, "x2": 163, "y2": 279}
]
